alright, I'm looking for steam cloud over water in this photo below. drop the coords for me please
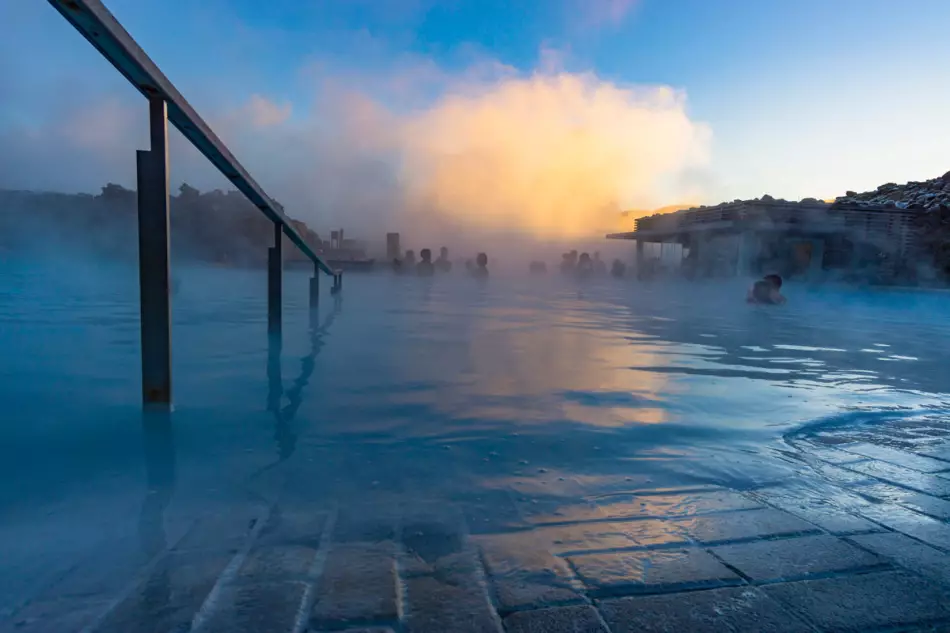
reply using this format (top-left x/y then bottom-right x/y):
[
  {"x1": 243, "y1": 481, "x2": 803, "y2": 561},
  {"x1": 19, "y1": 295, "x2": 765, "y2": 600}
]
[
  {"x1": 394, "y1": 72, "x2": 710, "y2": 242},
  {"x1": 254, "y1": 65, "x2": 712, "y2": 249}
]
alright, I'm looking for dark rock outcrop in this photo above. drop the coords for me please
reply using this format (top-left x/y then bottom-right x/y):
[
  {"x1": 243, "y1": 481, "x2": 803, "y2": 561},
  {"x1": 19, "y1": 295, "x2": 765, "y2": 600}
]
[{"x1": 833, "y1": 173, "x2": 950, "y2": 211}]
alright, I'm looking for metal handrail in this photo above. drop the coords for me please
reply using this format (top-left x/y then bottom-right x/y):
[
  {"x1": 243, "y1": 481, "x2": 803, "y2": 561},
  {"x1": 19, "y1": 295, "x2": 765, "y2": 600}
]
[{"x1": 48, "y1": 0, "x2": 338, "y2": 278}]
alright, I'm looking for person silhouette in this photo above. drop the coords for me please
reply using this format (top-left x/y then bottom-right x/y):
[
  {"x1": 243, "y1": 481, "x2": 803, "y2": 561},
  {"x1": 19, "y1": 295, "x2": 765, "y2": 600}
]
[
  {"x1": 576, "y1": 252, "x2": 593, "y2": 278},
  {"x1": 417, "y1": 248, "x2": 435, "y2": 276},
  {"x1": 435, "y1": 246, "x2": 453, "y2": 272},
  {"x1": 471, "y1": 252, "x2": 489, "y2": 278},
  {"x1": 747, "y1": 274, "x2": 786, "y2": 305}
]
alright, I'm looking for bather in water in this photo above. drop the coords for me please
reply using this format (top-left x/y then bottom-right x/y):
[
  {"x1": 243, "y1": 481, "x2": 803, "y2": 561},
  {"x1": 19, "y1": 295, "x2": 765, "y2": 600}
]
[
  {"x1": 576, "y1": 252, "x2": 594, "y2": 278},
  {"x1": 435, "y1": 247, "x2": 452, "y2": 273},
  {"x1": 471, "y1": 252, "x2": 489, "y2": 279},
  {"x1": 747, "y1": 274, "x2": 786, "y2": 305},
  {"x1": 417, "y1": 249, "x2": 435, "y2": 276},
  {"x1": 610, "y1": 259, "x2": 626, "y2": 278}
]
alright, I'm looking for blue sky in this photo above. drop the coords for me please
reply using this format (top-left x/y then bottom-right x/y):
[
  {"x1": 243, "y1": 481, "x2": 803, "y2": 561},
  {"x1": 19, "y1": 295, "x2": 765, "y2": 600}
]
[{"x1": 3, "y1": 0, "x2": 950, "y2": 216}]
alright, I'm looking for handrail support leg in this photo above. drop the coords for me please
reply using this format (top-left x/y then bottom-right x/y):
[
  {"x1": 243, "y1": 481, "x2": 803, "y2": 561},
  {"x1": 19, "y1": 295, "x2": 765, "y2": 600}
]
[
  {"x1": 268, "y1": 222, "x2": 283, "y2": 335},
  {"x1": 309, "y1": 263, "x2": 320, "y2": 307},
  {"x1": 137, "y1": 97, "x2": 173, "y2": 407}
]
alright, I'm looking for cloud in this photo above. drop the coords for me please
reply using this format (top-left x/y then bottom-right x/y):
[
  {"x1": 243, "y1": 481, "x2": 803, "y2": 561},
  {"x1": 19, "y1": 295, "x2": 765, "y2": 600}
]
[
  {"x1": 393, "y1": 72, "x2": 710, "y2": 241},
  {"x1": 208, "y1": 59, "x2": 711, "y2": 246}
]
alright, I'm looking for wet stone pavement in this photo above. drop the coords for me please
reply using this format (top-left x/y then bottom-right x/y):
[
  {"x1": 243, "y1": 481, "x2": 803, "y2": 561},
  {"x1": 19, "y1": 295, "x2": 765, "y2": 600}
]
[{"x1": 11, "y1": 420, "x2": 950, "y2": 632}]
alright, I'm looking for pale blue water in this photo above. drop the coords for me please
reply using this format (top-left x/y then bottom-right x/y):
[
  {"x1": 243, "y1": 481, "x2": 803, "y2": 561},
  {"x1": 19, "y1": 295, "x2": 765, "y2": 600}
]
[{"x1": 2, "y1": 255, "x2": 950, "y2": 612}]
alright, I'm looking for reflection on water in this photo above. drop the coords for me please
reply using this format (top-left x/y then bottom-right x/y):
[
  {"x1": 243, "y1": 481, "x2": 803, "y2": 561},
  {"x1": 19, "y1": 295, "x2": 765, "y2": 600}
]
[
  {"x1": 2, "y1": 259, "x2": 950, "y2": 619},
  {"x1": 266, "y1": 295, "x2": 342, "y2": 465},
  {"x1": 137, "y1": 410, "x2": 175, "y2": 631}
]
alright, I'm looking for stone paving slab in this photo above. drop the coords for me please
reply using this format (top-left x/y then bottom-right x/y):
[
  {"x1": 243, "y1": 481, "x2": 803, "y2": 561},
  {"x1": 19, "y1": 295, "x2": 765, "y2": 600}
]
[
  {"x1": 760, "y1": 570, "x2": 950, "y2": 632},
  {"x1": 518, "y1": 499, "x2": 605, "y2": 525},
  {"x1": 848, "y1": 531, "x2": 950, "y2": 586},
  {"x1": 675, "y1": 508, "x2": 819, "y2": 544},
  {"x1": 236, "y1": 543, "x2": 317, "y2": 584},
  {"x1": 175, "y1": 507, "x2": 266, "y2": 552},
  {"x1": 857, "y1": 482, "x2": 950, "y2": 520},
  {"x1": 839, "y1": 443, "x2": 950, "y2": 473},
  {"x1": 399, "y1": 519, "x2": 471, "y2": 577},
  {"x1": 476, "y1": 534, "x2": 584, "y2": 612},
  {"x1": 599, "y1": 586, "x2": 815, "y2": 633},
  {"x1": 502, "y1": 605, "x2": 608, "y2": 633},
  {"x1": 805, "y1": 462, "x2": 876, "y2": 487},
  {"x1": 310, "y1": 541, "x2": 398, "y2": 628},
  {"x1": 843, "y1": 460, "x2": 950, "y2": 497},
  {"x1": 403, "y1": 573, "x2": 502, "y2": 633},
  {"x1": 857, "y1": 504, "x2": 950, "y2": 551},
  {"x1": 333, "y1": 503, "x2": 399, "y2": 543},
  {"x1": 457, "y1": 491, "x2": 526, "y2": 534},
  {"x1": 791, "y1": 442, "x2": 867, "y2": 465},
  {"x1": 257, "y1": 509, "x2": 328, "y2": 548},
  {"x1": 528, "y1": 522, "x2": 658, "y2": 556},
  {"x1": 751, "y1": 485, "x2": 880, "y2": 535},
  {"x1": 710, "y1": 534, "x2": 884, "y2": 582},
  {"x1": 402, "y1": 527, "x2": 503, "y2": 633},
  {"x1": 917, "y1": 444, "x2": 950, "y2": 463},
  {"x1": 202, "y1": 580, "x2": 306, "y2": 633},
  {"x1": 568, "y1": 547, "x2": 741, "y2": 595},
  {"x1": 95, "y1": 549, "x2": 239, "y2": 633},
  {"x1": 593, "y1": 489, "x2": 763, "y2": 520}
]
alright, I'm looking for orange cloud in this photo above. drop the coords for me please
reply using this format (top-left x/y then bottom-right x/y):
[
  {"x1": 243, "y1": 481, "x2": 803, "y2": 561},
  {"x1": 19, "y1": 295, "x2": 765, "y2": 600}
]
[{"x1": 393, "y1": 72, "x2": 711, "y2": 241}]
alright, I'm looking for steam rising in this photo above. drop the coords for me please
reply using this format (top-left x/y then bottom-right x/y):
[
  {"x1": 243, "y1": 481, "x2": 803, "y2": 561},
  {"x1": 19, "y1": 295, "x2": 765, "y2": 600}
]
[{"x1": 394, "y1": 72, "x2": 710, "y2": 242}]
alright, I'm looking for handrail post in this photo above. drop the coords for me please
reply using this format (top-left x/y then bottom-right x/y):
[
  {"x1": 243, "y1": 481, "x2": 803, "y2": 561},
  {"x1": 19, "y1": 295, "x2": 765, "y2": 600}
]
[
  {"x1": 309, "y1": 262, "x2": 320, "y2": 307},
  {"x1": 137, "y1": 97, "x2": 173, "y2": 406},
  {"x1": 268, "y1": 221, "x2": 283, "y2": 335}
]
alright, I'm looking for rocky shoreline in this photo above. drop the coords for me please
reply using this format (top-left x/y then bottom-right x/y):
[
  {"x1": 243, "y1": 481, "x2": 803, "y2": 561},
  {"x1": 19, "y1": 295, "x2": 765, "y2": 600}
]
[{"x1": 834, "y1": 171, "x2": 950, "y2": 211}]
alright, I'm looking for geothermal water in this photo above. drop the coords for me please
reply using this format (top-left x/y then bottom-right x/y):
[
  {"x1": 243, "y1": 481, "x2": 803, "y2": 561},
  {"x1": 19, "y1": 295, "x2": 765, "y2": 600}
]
[{"x1": 1, "y1": 255, "x2": 949, "y2": 612}]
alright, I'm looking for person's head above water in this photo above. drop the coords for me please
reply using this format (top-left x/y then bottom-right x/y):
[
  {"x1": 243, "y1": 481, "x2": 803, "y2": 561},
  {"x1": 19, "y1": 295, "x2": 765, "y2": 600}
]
[
  {"x1": 476, "y1": 252, "x2": 488, "y2": 268},
  {"x1": 748, "y1": 273, "x2": 787, "y2": 305},
  {"x1": 579, "y1": 252, "x2": 591, "y2": 263},
  {"x1": 420, "y1": 248, "x2": 432, "y2": 262}
]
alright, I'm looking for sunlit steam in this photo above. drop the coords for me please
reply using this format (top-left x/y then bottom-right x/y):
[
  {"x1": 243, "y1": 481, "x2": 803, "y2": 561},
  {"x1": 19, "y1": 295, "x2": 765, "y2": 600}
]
[{"x1": 393, "y1": 72, "x2": 711, "y2": 243}]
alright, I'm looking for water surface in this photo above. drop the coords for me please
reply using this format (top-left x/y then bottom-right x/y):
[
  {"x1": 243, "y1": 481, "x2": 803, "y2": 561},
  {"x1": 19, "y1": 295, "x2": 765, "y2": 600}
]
[{"x1": 2, "y1": 257, "x2": 949, "y2": 610}]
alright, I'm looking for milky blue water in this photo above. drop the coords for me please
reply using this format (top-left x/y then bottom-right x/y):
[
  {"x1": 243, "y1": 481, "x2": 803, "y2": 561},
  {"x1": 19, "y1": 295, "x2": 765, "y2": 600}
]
[{"x1": 2, "y1": 255, "x2": 950, "y2": 611}]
